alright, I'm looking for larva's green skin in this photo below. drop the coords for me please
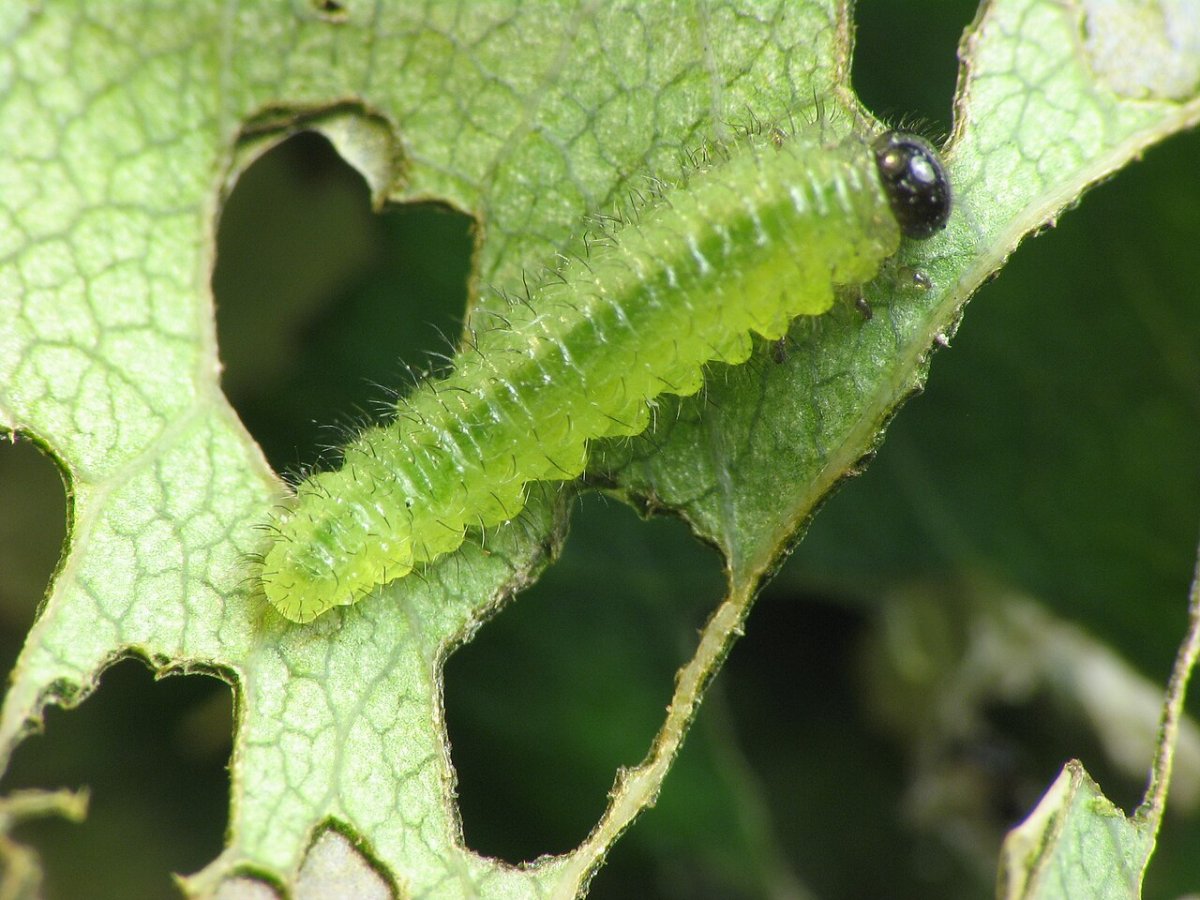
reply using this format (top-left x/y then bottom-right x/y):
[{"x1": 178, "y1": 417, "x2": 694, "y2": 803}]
[{"x1": 262, "y1": 129, "x2": 902, "y2": 623}]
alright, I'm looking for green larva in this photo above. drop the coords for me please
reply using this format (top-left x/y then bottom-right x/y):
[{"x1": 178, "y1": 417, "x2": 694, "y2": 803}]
[{"x1": 258, "y1": 124, "x2": 951, "y2": 623}]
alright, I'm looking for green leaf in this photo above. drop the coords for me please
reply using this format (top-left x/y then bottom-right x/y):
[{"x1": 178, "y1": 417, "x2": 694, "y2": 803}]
[
  {"x1": 0, "y1": 0, "x2": 1197, "y2": 897},
  {"x1": 998, "y1": 760, "x2": 1154, "y2": 900}
]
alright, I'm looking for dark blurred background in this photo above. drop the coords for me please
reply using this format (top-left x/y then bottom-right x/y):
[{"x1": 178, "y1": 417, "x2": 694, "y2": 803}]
[{"x1": 5, "y1": 0, "x2": 1200, "y2": 896}]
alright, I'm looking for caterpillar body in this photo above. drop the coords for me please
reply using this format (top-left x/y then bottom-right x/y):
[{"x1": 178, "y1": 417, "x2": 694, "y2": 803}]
[{"x1": 259, "y1": 126, "x2": 951, "y2": 623}]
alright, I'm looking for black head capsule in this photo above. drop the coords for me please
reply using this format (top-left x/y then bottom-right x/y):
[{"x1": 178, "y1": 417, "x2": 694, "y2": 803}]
[{"x1": 872, "y1": 131, "x2": 952, "y2": 239}]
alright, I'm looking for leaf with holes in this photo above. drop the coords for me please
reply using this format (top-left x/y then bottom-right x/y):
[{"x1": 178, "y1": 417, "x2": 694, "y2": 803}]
[{"x1": 0, "y1": 1, "x2": 1198, "y2": 898}]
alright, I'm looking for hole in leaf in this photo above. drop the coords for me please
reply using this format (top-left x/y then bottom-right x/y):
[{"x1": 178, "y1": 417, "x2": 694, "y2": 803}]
[
  {"x1": 444, "y1": 492, "x2": 724, "y2": 863},
  {"x1": 715, "y1": 595, "x2": 971, "y2": 900},
  {"x1": 297, "y1": 826, "x2": 394, "y2": 899},
  {"x1": 0, "y1": 436, "x2": 68, "y2": 676},
  {"x1": 585, "y1": 633, "x2": 826, "y2": 900},
  {"x1": 212, "y1": 130, "x2": 473, "y2": 476},
  {"x1": 312, "y1": 0, "x2": 348, "y2": 21},
  {"x1": 3, "y1": 659, "x2": 232, "y2": 900},
  {"x1": 852, "y1": 0, "x2": 978, "y2": 135},
  {"x1": 213, "y1": 876, "x2": 279, "y2": 900}
]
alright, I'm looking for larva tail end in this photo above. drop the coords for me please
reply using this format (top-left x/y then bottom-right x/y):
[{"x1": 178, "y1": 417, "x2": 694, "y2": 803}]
[{"x1": 259, "y1": 505, "x2": 417, "y2": 624}]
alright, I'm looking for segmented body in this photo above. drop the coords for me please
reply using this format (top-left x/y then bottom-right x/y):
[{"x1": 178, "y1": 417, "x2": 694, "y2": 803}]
[{"x1": 259, "y1": 126, "x2": 950, "y2": 623}]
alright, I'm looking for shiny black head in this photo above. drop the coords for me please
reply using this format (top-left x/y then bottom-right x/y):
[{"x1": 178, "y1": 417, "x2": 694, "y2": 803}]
[{"x1": 873, "y1": 131, "x2": 952, "y2": 239}]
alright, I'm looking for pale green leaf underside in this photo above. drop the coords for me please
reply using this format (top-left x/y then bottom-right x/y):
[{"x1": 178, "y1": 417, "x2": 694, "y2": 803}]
[
  {"x1": 0, "y1": 0, "x2": 1197, "y2": 897},
  {"x1": 998, "y1": 761, "x2": 1155, "y2": 900}
]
